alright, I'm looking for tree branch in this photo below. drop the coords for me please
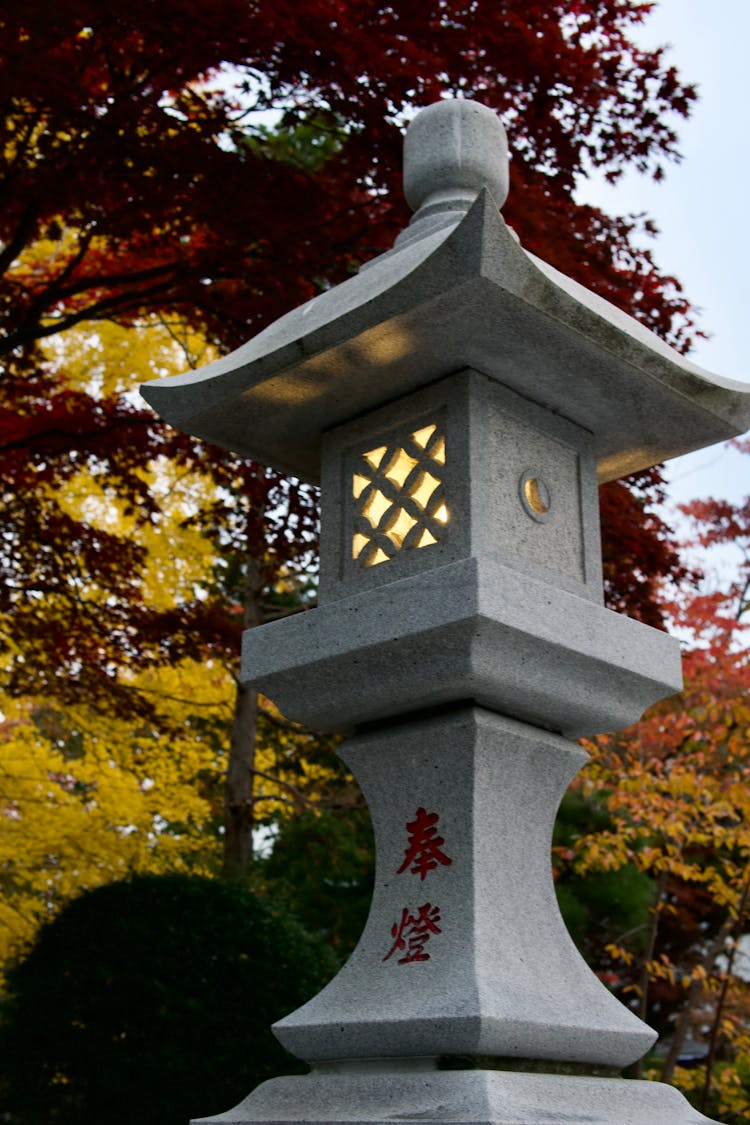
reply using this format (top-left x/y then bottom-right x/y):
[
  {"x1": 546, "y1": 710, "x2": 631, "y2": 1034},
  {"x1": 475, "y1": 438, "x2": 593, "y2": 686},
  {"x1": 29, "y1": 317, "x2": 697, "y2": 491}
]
[
  {"x1": 661, "y1": 911, "x2": 737, "y2": 1085},
  {"x1": 0, "y1": 203, "x2": 38, "y2": 277},
  {"x1": 252, "y1": 766, "x2": 317, "y2": 811},
  {"x1": 257, "y1": 702, "x2": 323, "y2": 738},
  {"x1": 629, "y1": 868, "x2": 668, "y2": 1079},
  {"x1": 1, "y1": 278, "x2": 183, "y2": 355},
  {"x1": 699, "y1": 864, "x2": 750, "y2": 1112}
]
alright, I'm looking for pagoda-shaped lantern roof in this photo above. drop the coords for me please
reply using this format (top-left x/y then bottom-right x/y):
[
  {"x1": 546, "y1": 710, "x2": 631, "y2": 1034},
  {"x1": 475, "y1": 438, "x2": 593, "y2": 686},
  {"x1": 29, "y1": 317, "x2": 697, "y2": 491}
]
[{"x1": 142, "y1": 100, "x2": 750, "y2": 481}]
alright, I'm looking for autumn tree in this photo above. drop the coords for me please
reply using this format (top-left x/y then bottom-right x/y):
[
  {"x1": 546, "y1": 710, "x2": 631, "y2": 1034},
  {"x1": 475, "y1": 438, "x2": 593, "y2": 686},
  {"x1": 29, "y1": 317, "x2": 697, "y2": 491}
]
[
  {"x1": 0, "y1": 319, "x2": 347, "y2": 967},
  {"x1": 2, "y1": 0, "x2": 700, "y2": 878},
  {"x1": 554, "y1": 461, "x2": 750, "y2": 1115},
  {"x1": 1, "y1": 2, "x2": 699, "y2": 354}
]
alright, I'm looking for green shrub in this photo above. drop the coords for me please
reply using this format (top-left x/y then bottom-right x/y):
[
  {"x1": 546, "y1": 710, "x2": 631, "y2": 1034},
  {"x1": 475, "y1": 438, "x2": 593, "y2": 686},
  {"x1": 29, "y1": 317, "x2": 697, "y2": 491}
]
[{"x1": 0, "y1": 874, "x2": 337, "y2": 1125}]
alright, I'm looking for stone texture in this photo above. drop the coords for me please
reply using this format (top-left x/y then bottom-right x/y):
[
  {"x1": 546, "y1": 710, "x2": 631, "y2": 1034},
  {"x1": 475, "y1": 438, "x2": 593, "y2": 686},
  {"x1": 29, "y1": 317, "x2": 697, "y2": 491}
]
[
  {"x1": 397, "y1": 98, "x2": 509, "y2": 250},
  {"x1": 191, "y1": 1067, "x2": 722, "y2": 1124},
  {"x1": 242, "y1": 556, "x2": 681, "y2": 738},
  {"x1": 318, "y1": 370, "x2": 603, "y2": 606},
  {"x1": 140, "y1": 192, "x2": 750, "y2": 484},
  {"x1": 272, "y1": 708, "x2": 653, "y2": 1070},
  {"x1": 402, "y1": 99, "x2": 509, "y2": 216}
]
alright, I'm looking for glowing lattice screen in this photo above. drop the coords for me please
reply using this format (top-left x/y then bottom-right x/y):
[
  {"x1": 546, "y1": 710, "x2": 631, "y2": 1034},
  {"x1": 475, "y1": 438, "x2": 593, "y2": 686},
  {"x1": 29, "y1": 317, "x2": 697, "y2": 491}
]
[{"x1": 352, "y1": 422, "x2": 448, "y2": 568}]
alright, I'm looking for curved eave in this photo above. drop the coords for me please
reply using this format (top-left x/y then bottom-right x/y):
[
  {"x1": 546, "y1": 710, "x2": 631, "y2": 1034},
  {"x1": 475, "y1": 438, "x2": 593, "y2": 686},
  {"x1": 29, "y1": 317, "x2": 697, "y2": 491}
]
[{"x1": 141, "y1": 190, "x2": 750, "y2": 484}]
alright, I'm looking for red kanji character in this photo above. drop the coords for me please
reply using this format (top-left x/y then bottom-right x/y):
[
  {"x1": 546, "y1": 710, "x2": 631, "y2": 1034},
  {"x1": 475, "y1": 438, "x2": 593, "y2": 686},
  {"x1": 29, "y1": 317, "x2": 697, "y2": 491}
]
[
  {"x1": 397, "y1": 807, "x2": 452, "y2": 880},
  {"x1": 383, "y1": 902, "x2": 442, "y2": 964}
]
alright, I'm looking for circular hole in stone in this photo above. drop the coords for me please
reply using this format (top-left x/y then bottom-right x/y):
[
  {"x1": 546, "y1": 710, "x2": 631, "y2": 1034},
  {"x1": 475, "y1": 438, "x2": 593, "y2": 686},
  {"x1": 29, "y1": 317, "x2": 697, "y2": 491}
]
[{"x1": 520, "y1": 471, "x2": 551, "y2": 522}]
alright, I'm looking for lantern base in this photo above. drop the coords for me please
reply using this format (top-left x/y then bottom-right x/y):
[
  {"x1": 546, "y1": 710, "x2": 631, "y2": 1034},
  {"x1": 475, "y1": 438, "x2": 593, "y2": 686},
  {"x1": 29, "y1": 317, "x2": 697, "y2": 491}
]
[{"x1": 191, "y1": 1066, "x2": 722, "y2": 1124}]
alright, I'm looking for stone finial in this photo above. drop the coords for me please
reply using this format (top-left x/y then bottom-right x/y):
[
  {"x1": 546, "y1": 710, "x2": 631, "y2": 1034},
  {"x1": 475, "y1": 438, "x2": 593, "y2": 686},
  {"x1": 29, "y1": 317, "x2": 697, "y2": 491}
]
[{"x1": 402, "y1": 99, "x2": 509, "y2": 220}]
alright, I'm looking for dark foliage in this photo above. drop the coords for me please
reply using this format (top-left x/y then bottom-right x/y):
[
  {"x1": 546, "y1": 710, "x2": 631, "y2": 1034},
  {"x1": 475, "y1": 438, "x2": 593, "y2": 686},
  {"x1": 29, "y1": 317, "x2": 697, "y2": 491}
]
[
  {"x1": 259, "y1": 808, "x2": 375, "y2": 956},
  {"x1": 0, "y1": 875, "x2": 338, "y2": 1125}
]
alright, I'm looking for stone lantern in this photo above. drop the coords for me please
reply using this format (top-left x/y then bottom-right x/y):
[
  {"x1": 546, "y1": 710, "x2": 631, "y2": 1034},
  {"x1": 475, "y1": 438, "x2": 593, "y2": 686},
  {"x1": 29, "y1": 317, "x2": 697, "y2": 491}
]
[{"x1": 142, "y1": 100, "x2": 750, "y2": 1125}]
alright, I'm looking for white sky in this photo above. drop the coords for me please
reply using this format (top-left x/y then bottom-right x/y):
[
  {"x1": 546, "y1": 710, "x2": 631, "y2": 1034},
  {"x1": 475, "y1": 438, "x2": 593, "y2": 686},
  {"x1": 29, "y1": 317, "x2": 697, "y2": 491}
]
[{"x1": 577, "y1": 0, "x2": 750, "y2": 512}]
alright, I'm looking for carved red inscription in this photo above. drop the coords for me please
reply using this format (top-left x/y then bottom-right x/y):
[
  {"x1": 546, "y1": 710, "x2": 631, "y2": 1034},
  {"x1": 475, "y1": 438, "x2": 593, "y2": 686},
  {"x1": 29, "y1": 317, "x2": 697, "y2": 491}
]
[
  {"x1": 383, "y1": 903, "x2": 442, "y2": 964},
  {"x1": 396, "y1": 806, "x2": 452, "y2": 881}
]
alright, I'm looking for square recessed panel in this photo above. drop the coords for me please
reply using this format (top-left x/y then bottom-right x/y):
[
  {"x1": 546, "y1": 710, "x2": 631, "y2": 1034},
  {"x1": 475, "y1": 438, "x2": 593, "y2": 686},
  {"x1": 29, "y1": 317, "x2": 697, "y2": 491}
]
[
  {"x1": 352, "y1": 422, "x2": 448, "y2": 568},
  {"x1": 478, "y1": 394, "x2": 587, "y2": 587},
  {"x1": 319, "y1": 370, "x2": 601, "y2": 605}
]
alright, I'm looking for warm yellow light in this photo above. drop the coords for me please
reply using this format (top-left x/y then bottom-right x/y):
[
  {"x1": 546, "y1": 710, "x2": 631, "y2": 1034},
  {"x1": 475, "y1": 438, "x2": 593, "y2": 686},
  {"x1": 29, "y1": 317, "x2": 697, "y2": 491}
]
[
  {"x1": 365, "y1": 547, "x2": 390, "y2": 567},
  {"x1": 411, "y1": 423, "x2": 436, "y2": 449},
  {"x1": 384, "y1": 448, "x2": 419, "y2": 489},
  {"x1": 352, "y1": 473, "x2": 369, "y2": 499},
  {"x1": 523, "y1": 476, "x2": 550, "y2": 517},
  {"x1": 364, "y1": 445, "x2": 388, "y2": 470},
  {"x1": 411, "y1": 471, "x2": 440, "y2": 511},
  {"x1": 362, "y1": 489, "x2": 391, "y2": 528},
  {"x1": 415, "y1": 528, "x2": 438, "y2": 548},
  {"x1": 353, "y1": 419, "x2": 448, "y2": 569},
  {"x1": 356, "y1": 325, "x2": 414, "y2": 365},
  {"x1": 387, "y1": 507, "x2": 418, "y2": 548},
  {"x1": 352, "y1": 532, "x2": 369, "y2": 559}
]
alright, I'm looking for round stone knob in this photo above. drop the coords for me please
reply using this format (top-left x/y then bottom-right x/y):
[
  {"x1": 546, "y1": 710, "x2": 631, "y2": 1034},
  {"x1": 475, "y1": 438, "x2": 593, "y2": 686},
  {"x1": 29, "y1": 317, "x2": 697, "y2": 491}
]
[{"x1": 403, "y1": 99, "x2": 509, "y2": 216}]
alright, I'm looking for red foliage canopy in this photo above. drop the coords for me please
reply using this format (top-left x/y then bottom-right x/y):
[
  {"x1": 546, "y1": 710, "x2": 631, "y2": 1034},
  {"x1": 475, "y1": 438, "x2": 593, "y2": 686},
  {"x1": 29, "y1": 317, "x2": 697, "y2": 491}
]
[
  {"x1": 1, "y1": 0, "x2": 699, "y2": 712},
  {"x1": 1, "y1": 0, "x2": 698, "y2": 354}
]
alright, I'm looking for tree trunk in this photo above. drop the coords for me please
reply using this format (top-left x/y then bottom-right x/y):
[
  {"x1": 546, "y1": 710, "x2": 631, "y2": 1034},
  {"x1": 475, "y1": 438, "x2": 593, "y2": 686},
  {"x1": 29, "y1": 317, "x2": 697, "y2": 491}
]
[
  {"x1": 628, "y1": 870, "x2": 668, "y2": 1079},
  {"x1": 222, "y1": 556, "x2": 264, "y2": 879},
  {"x1": 223, "y1": 679, "x2": 259, "y2": 878},
  {"x1": 661, "y1": 912, "x2": 736, "y2": 1086},
  {"x1": 698, "y1": 865, "x2": 750, "y2": 1113}
]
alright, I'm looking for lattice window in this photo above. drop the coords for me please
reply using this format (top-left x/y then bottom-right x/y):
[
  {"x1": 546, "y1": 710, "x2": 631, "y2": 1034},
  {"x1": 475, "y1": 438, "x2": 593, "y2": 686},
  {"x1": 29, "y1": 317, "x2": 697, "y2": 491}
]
[{"x1": 352, "y1": 422, "x2": 448, "y2": 568}]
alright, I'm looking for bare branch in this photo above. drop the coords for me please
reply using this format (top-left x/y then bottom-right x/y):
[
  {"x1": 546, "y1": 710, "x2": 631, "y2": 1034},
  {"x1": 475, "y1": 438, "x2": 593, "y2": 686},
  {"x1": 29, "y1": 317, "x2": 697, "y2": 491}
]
[
  {"x1": 257, "y1": 702, "x2": 323, "y2": 738},
  {"x1": 0, "y1": 203, "x2": 38, "y2": 277},
  {"x1": 252, "y1": 766, "x2": 317, "y2": 810}
]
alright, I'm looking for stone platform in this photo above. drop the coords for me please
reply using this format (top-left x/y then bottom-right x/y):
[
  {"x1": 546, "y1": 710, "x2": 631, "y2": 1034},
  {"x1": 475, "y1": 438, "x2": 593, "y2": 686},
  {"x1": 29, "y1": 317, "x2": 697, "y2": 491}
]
[{"x1": 192, "y1": 1066, "x2": 721, "y2": 1124}]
